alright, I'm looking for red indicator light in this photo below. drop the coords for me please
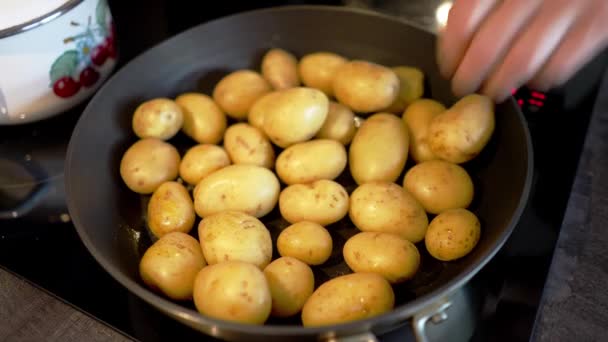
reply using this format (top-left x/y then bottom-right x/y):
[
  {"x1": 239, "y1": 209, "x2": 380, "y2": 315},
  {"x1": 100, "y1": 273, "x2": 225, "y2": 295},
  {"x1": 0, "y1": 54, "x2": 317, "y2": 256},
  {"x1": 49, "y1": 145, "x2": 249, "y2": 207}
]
[
  {"x1": 531, "y1": 91, "x2": 546, "y2": 100},
  {"x1": 517, "y1": 99, "x2": 524, "y2": 106},
  {"x1": 511, "y1": 88, "x2": 517, "y2": 95}
]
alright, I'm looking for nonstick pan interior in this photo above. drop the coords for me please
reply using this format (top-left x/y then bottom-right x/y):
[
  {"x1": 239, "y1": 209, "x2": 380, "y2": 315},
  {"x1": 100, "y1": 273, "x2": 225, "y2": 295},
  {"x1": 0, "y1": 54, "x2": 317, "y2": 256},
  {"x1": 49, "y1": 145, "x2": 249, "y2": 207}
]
[{"x1": 65, "y1": 5, "x2": 533, "y2": 340}]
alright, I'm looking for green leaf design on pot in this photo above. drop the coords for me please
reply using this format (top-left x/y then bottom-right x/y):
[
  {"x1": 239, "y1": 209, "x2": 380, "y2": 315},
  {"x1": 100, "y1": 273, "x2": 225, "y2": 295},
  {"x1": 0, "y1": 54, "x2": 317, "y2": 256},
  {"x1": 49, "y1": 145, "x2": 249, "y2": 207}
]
[
  {"x1": 49, "y1": 50, "x2": 79, "y2": 85},
  {"x1": 96, "y1": 0, "x2": 108, "y2": 36}
]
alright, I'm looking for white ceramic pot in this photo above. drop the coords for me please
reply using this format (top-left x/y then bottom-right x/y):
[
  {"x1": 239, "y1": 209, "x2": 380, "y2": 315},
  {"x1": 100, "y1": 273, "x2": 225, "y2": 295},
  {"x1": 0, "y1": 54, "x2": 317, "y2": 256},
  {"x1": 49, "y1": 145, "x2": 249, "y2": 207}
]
[{"x1": 0, "y1": 0, "x2": 117, "y2": 125}]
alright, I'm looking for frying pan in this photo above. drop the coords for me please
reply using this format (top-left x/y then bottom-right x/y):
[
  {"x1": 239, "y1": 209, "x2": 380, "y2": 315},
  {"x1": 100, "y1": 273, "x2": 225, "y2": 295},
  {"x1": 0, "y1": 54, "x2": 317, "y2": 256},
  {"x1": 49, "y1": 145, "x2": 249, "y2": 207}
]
[{"x1": 64, "y1": 5, "x2": 533, "y2": 342}]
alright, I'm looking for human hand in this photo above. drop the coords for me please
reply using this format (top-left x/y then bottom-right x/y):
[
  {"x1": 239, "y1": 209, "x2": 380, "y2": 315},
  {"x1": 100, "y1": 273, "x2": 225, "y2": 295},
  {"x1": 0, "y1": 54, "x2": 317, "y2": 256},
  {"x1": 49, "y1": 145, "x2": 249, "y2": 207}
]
[{"x1": 437, "y1": 0, "x2": 608, "y2": 102}]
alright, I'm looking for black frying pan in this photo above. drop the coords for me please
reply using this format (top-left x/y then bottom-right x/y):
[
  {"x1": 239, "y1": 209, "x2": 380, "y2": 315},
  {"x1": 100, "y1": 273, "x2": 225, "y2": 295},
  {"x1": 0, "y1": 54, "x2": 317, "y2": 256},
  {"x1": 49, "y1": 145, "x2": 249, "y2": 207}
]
[{"x1": 64, "y1": 6, "x2": 533, "y2": 342}]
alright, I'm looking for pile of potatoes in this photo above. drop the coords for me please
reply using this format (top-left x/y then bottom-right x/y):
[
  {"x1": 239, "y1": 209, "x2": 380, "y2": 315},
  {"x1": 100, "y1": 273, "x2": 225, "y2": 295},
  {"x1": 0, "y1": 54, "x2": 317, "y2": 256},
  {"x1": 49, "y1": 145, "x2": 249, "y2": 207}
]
[{"x1": 119, "y1": 48, "x2": 495, "y2": 327}]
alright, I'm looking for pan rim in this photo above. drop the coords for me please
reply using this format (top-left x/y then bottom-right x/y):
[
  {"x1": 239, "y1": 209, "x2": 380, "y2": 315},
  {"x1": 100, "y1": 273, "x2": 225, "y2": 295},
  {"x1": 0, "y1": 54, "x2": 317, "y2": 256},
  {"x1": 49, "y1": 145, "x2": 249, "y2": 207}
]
[{"x1": 65, "y1": 4, "x2": 535, "y2": 338}]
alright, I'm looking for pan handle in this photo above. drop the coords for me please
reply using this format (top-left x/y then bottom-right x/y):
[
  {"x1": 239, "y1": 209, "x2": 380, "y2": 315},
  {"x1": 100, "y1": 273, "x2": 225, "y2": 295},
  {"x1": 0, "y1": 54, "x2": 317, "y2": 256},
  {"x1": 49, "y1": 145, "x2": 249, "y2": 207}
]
[
  {"x1": 323, "y1": 332, "x2": 378, "y2": 342},
  {"x1": 411, "y1": 298, "x2": 453, "y2": 342}
]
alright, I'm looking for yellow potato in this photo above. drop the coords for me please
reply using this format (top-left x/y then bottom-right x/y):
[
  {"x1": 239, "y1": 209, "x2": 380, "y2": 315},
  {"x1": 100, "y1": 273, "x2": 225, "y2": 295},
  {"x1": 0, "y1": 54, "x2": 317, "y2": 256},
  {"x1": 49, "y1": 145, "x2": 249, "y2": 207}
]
[
  {"x1": 261, "y1": 48, "x2": 300, "y2": 90},
  {"x1": 403, "y1": 99, "x2": 446, "y2": 163},
  {"x1": 425, "y1": 208, "x2": 481, "y2": 261},
  {"x1": 343, "y1": 232, "x2": 420, "y2": 284},
  {"x1": 213, "y1": 70, "x2": 272, "y2": 120},
  {"x1": 147, "y1": 181, "x2": 195, "y2": 238},
  {"x1": 224, "y1": 123, "x2": 275, "y2": 169},
  {"x1": 175, "y1": 93, "x2": 227, "y2": 145},
  {"x1": 139, "y1": 232, "x2": 206, "y2": 301},
  {"x1": 333, "y1": 60, "x2": 400, "y2": 113},
  {"x1": 198, "y1": 211, "x2": 272, "y2": 269},
  {"x1": 263, "y1": 87, "x2": 329, "y2": 148},
  {"x1": 248, "y1": 91, "x2": 280, "y2": 131},
  {"x1": 428, "y1": 94, "x2": 495, "y2": 163},
  {"x1": 179, "y1": 144, "x2": 230, "y2": 186},
  {"x1": 298, "y1": 52, "x2": 348, "y2": 97},
  {"x1": 132, "y1": 98, "x2": 183, "y2": 140},
  {"x1": 383, "y1": 66, "x2": 425, "y2": 114},
  {"x1": 279, "y1": 179, "x2": 349, "y2": 226},
  {"x1": 403, "y1": 160, "x2": 474, "y2": 214},
  {"x1": 349, "y1": 113, "x2": 409, "y2": 185},
  {"x1": 275, "y1": 139, "x2": 347, "y2": 185},
  {"x1": 349, "y1": 182, "x2": 428, "y2": 243},
  {"x1": 193, "y1": 261, "x2": 271, "y2": 325},
  {"x1": 120, "y1": 138, "x2": 180, "y2": 194},
  {"x1": 194, "y1": 164, "x2": 280, "y2": 218},
  {"x1": 301, "y1": 273, "x2": 394, "y2": 326},
  {"x1": 314, "y1": 101, "x2": 357, "y2": 145},
  {"x1": 277, "y1": 221, "x2": 333, "y2": 266},
  {"x1": 263, "y1": 257, "x2": 314, "y2": 317}
]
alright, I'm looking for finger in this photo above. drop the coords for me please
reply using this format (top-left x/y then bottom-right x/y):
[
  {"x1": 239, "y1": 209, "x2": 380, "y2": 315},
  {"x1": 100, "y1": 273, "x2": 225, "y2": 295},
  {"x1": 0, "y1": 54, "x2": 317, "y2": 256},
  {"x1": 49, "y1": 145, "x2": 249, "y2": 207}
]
[
  {"x1": 437, "y1": 0, "x2": 500, "y2": 79},
  {"x1": 451, "y1": 0, "x2": 543, "y2": 97},
  {"x1": 529, "y1": 0, "x2": 608, "y2": 91},
  {"x1": 481, "y1": 0, "x2": 586, "y2": 102}
]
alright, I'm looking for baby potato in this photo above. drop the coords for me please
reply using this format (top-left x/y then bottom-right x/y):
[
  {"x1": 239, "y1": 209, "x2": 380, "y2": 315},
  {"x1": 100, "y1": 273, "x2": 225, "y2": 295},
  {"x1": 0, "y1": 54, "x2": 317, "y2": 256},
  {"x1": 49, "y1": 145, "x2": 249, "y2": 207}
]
[
  {"x1": 277, "y1": 221, "x2": 333, "y2": 266},
  {"x1": 120, "y1": 138, "x2": 180, "y2": 194},
  {"x1": 382, "y1": 66, "x2": 425, "y2": 114},
  {"x1": 262, "y1": 48, "x2": 300, "y2": 90},
  {"x1": 175, "y1": 93, "x2": 227, "y2": 145},
  {"x1": 314, "y1": 101, "x2": 357, "y2": 145},
  {"x1": 194, "y1": 164, "x2": 280, "y2": 218},
  {"x1": 193, "y1": 261, "x2": 271, "y2": 325},
  {"x1": 301, "y1": 273, "x2": 394, "y2": 326},
  {"x1": 132, "y1": 98, "x2": 183, "y2": 140},
  {"x1": 147, "y1": 181, "x2": 195, "y2": 238},
  {"x1": 248, "y1": 91, "x2": 280, "y2": 131},
  {"x1": 198, "y1": 211, "x2": 272, "y2": 268},
  {"x1": 224, "y1": 123, "x2": 275, "y2": 169},
  {"x1": 349, "y1": 113, "x2": 409, "y2": 185},
  {"x1": 213, "y1": 70, "x2": 272, "y2": 120},
  {"x1": 403, "y1": 99, "x2": 446, "y2": 163},
  {"x1": 263, "y1": 87, "x2": 329, "y2": 148},
  {"x1": 403, "y1": 160, "x2": 474, "y2": 214},
  {"x1": 333, "y1": 60, "x2": 400, "y2": 113},
  {"x1": 179, "y1": 144, "x2": 230, "y2": 186},
  {"x1": 298, "y1": 52, "x2": 348, "y2": 97},
  {"x1": 428, "y1": 94, "x2": 495, "y2": 164},
  {"x1": 279, "y1": 179, "x2": 349, "y2": 226},
  {"x1": 276, "y1": 139, "x2": 347, "y2": 185},
  {"x1": 343, "y1": 232, "x2": 420, "y2": 284},
  {"x1": 425, "y1": 208, "x2": 481, "y2": 261},
  {"x1": 264, "y1": 257, "x2": 314, "y2": 317},
  {"x1": 139, "y1": 232, "x2": 206, "y2": 301},
  {"x1": 349, "y1": 182, "x2": 428, "y2": 243}
]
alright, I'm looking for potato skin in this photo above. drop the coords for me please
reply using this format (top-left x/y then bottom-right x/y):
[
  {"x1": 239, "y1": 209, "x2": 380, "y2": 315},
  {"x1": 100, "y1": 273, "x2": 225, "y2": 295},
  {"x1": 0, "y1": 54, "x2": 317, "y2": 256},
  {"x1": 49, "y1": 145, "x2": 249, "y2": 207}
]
[
  {"x1": 382, "y1": 66, "x2": 425, "y2": 114},
  {"x1": 248, "y1": 91, "x2": 280, "y2": 131},
  {"x1": 179, "y1": 144, "x2": 230, "y2": 186},
  {"x1": 139, "y1": 232, "x2": 206, "y2": 301},
  {"x1": 403, "y1": 160, "x2": 474, "y2": 214},
  {"x1": 132, "y1": 98, "x2": 183, "y2": 140},
  {"x1": 194, "y1": 164, "x2": 280, "y2": 218},
  {"x1": 314, "y1": 101, "x2": 357, "y2": 145},
  {"x1": 176, "y1": 93, "x2": 227, "y2": 145},
  {"x1": 343, "y1": 232, "x2": 420, "y2": 284},
  {"x1": 263, "y1": 257, "x2": 314, "y2": 317},
  {"x1": 198, "y1": 211, "x2": 272, "y2": 269},
  {"x1": 428, "y1": 94, "x2": 495, "y2": 164},
  {"x1": 213, "y1": 70, "x2": 272, "y2": 120},
  {"x1": 277, "y1": 221, "x2": 333, "y2": 266},
  {"x1": 279, "y1": 179, "x2": 349, "y2": 226},
  {"x1": 403, "y1": 99, "x2": 446, "y2": 163},
  {"x1": 349, "y1": 182, "x2": 428, "y2": 243},
  {"x1": 262, "y1": 48, "x2": 300, "y2": 90},
  {"x1": 147, "y1": 181, "x2": 195, "y2": 238},
  {"x1": 349, "y1": 113, "x2": 409, "y2": 185},
  {"x1": 301, "y1": 273, "x2": 394, "y2": 326},
  {"x1": 263, "y1": 87, "x2": 329, "y2": 148},
  {"x1": 332, "y1": 60, "x2": 400, "y2": 113},
  {"x1": 224, "y1": 123, "x2": 275, "y2": 169},
  {"x1": 120, "y1": 138, "x2": 180, "y2": 194},
  {"x1": 425, "y1": 208, "x2": 481, "y2": 261},
  {"x1": 276, "y1": 139, "x2": 347, "y2": 185},
  {"x1": 298, "y1": 52, "x2": 348, "y2": 97},
  {"x1": 193, "y1": 261, "x2": 272, "y2": 325}
]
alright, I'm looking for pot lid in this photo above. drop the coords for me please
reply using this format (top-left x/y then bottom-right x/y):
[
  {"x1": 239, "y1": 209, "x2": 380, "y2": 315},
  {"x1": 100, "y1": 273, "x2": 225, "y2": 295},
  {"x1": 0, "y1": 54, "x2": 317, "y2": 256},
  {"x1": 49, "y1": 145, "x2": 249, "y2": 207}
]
[{"x1": 0, "y1": 0, "x2": 77, "y2": 33}]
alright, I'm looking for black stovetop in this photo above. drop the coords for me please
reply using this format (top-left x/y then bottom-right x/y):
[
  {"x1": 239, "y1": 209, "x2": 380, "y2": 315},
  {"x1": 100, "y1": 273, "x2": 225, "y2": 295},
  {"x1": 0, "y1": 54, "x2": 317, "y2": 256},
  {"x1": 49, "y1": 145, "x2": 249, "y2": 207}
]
[{"x1": 1, "y1": 1, "x2": 606, "y2": 341}]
